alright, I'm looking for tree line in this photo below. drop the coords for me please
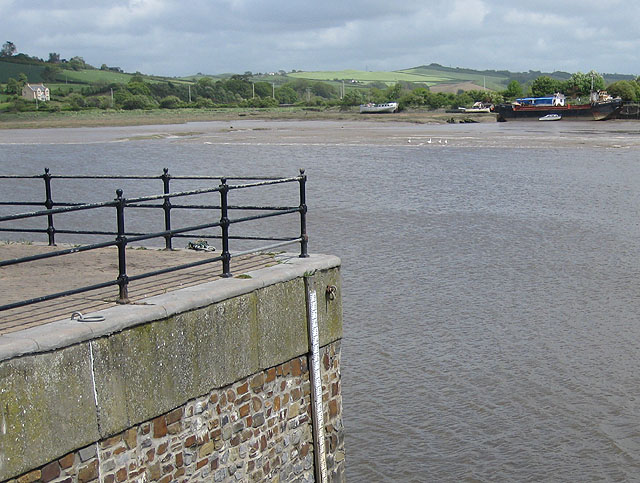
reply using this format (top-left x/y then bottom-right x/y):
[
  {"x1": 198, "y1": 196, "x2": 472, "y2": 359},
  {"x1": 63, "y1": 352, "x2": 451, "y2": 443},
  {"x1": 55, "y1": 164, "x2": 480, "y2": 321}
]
[
  {"x1": 3, "y1": 39, "x2": 640, "y2": 112},
  {"x1": 6, "y1": 71, "x2": 638, "y2": 114}
]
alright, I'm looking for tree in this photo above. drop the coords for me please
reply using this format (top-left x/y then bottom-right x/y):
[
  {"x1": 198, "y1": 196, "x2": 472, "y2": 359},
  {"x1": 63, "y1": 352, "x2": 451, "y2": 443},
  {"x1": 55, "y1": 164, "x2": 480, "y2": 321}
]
[
  {"x1": 159, "y1": 95, "x2": 182, "y2": 109},
  {"x1": 275, "y1": 86, "x2": 297, "y2": 104},
  {"x1": 5, "y1": 77, "x2": 20, "y2": 94},
  {"x1": 253, "y1": 81, "x2": 272, "y2": 98},
  {"x1": 69, "y1": 56, "x2": 88, "y2": 71},
  {"x1": 607, "y1": 80, "x2": 638, "y2": 101},
  {"x1": 530, "y1": 76, "x2": 561, "y2": 97},
  {"x1": 42, "y1": 65, "x2": 61, "y2": 82},
  {"x1": 311, "y1": 81, "x2": 337, "y2": 99},
  {"x1": 18, "y1": 73, "x2": 28, "y2": 88},
  {"x1": 561, "y1": 71, "x2": 605, "y2": 98},
  {"x1": 504, "y1": 80, "x2": 523, "y2": 99},
  {"x1": 341, "y1": 90, "x2": 364, "y2": 107},
  {"x1": 121, "y1": 94, "x2": 156, "y2": 110},
  {"x1": 225, "y1": 75, "x2": 252, "y2": 99},
  {"x1": 384, "y1": 83, "x2": 403, "y2": 101},
  {"x1": 1, "y1": 41, "x2": 16, "y2": 57}
]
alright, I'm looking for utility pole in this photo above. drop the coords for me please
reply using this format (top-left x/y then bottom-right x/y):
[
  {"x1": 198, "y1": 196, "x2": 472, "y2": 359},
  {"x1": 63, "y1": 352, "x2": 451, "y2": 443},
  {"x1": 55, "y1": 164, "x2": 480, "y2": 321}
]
[
  {"x1": 110, "y1": 88, "x2": 114, "y2": 108},
  {"x1": 252, "y1": 82, "x2": 255, "y2": 99},
  {"x1": 272, "y1": 83, "x2": 275, "y2": 99},
  {"x1": 188, "y1": 85, "x2": 191, "y2": 103}
]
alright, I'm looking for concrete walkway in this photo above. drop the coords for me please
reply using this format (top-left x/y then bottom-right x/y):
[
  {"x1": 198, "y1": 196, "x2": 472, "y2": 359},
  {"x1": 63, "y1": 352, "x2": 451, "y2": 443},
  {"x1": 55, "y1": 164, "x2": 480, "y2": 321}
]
[{"x1": 0, "y1": 242, "x2": 276, "y2": 335}]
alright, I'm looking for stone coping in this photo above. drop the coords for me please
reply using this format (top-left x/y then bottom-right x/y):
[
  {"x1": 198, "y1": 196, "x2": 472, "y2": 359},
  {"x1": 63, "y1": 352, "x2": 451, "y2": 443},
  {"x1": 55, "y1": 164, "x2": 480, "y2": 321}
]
[{"x1": 0, "y1": 253, "x2": 340, "y2": 363}]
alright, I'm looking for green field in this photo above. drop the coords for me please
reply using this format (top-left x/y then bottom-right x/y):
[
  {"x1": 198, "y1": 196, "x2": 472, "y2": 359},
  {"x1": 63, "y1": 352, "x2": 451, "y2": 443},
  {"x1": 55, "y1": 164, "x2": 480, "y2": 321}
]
[
  {"x1": 55, "y1": 69, "x2": 133, "y2": 84},
  {"x1": 285, "y1": 66, "x2": 513, "y2": 91},
  {"x1": 288, "y1": 69, "x2": 451, "y2": 86},
  {"x1": 400, "y1": 66, "x2": 506, "y2": 91},
  {"x1": 0, "y1": 61, "x2": 44, "y2": 83}
]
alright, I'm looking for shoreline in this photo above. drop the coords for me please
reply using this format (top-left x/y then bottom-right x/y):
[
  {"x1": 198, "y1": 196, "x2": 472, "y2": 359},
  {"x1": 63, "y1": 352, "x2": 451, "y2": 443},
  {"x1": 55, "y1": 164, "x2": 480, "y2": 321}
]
[{"x1": 0, "y1": 107, "x2": 496, "y2": 129}]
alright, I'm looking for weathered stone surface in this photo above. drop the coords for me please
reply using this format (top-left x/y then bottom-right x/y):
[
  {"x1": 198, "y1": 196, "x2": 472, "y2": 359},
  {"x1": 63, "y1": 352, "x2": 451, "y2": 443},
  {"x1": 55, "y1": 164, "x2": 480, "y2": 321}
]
[
  {"x1": 0, "y1": 344, "x2": 99, "y2": 479},
  {"x1": 40, "y1": 461, "x2": 60, "y2": 482},
  {"x1": 123, "y1": 428, "x2": 137, "y2": 450},
  {"x1": 1, "y1": 261, "x2": 343, "y2": 483},
  {"x1": 153, "y1": 416, "x2": 167, "y2": 438},
  {"x1": 256, "y1": 279, "x2": 308, "y2": 369},
  {"x1": 77, "y1": 461, "x2": 98, "y2": 483},
  {"x1": 16, "y1": 470, "x2": 40, "y2": 483}
]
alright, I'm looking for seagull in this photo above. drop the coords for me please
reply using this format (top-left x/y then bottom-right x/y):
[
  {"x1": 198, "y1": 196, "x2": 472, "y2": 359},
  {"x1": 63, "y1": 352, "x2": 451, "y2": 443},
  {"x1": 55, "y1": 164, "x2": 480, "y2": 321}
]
[
  {"x1": 427, "y1": 138, "x2": 432, "y2": 144},
  {"x1": 438, "y1": 138, "x2": 442, "y2": 144}
]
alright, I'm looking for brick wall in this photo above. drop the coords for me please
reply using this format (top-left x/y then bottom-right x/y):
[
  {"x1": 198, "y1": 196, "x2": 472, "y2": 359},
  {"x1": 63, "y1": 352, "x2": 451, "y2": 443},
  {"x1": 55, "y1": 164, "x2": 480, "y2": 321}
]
[{"x1": 5, "y1": 341, "x2": 344, "y2": 483}]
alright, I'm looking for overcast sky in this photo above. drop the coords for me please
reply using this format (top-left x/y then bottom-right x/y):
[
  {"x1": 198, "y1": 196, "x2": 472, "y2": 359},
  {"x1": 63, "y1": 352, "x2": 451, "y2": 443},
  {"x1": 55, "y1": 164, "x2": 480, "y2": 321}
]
[{"x1": 3, "y1": 0, "x2": 638, "y2": 77}]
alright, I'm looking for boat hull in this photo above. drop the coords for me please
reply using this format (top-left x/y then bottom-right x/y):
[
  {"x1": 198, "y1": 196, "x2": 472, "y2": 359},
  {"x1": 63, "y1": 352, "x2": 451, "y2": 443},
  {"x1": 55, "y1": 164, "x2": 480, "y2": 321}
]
[
  {"x1": 359, "y1": 102, "x2": 398, "y2": 114},
  {"x1": 494, "y1": 99, "x2": 622, "y2": 121}
]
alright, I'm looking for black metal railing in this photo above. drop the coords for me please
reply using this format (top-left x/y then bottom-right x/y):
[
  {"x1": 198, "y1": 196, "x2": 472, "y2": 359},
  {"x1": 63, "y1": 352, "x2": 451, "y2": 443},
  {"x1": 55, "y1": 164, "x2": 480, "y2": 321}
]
[{"x1": 0, "y1": 168, "x2": 309, "y2": 312}]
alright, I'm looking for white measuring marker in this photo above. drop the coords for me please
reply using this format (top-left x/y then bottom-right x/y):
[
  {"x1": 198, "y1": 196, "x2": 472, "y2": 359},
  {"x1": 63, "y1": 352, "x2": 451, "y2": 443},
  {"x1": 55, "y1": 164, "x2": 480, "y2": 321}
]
[{"x1": 306, "y1": 276, "x2": 328, "y2": 482}]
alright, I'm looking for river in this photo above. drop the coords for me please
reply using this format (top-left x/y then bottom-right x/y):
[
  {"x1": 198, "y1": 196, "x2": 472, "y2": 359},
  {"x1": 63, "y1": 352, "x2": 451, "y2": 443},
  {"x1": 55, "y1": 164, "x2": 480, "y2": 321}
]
[{"x1": 2, "y1": 119, "x2": 640, "y2": 481}]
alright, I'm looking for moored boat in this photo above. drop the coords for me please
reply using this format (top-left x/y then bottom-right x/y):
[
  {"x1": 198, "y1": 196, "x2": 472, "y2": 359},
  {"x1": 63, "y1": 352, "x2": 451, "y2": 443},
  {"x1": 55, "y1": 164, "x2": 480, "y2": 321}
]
[
  {"x1": 360, "y1": 102, "x2": 398, "y2": 114},
  {"x1": 493, "y1": 91, "x2": 622, "y2": 121},
  {"x1": 539, "y1": 113, "x2": 562, "y2": 121}
]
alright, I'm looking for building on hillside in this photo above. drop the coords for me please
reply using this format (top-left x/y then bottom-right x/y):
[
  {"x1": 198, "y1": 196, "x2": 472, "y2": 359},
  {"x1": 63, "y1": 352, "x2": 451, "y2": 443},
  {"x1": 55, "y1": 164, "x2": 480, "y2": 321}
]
[{"x1": 22, "y1": 83, "x2": 50, "y2": 102}]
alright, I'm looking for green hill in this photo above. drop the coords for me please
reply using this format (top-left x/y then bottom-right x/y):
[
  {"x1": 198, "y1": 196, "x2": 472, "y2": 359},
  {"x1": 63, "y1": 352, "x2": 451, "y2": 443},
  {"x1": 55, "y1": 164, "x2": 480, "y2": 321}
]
[
  {"x1": 285, "y1": 64, "x2": 509, "y2": 90},
  {"x1": 0, "y1": 60, "x2": 44, "y2": 83},
  {"x1": 287, "y1": 69, "x2": 450, "y2": 85},
  {"x1": 285, "y1": 63, "x2": 638, "y2": 93}
]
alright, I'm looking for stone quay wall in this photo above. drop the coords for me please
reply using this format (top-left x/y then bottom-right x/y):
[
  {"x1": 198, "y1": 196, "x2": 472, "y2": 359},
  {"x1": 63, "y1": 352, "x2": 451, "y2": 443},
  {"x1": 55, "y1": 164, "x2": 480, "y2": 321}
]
[{"x1": 0, "y1": 254, "x2": 343, "y2": 482}]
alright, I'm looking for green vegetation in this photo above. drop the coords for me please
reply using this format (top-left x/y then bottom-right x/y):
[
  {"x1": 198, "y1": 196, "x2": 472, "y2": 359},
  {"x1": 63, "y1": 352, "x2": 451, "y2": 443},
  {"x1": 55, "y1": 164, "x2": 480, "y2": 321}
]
[
  {"x1": 1, "y1": 42, "x2": 638, "y2": 122},
  {"x1": 57, "y1": 68, "x2": 133, "y2": 84},
  {"x1": 288, "y1": 69, "x2": 447, "y2": 85}
]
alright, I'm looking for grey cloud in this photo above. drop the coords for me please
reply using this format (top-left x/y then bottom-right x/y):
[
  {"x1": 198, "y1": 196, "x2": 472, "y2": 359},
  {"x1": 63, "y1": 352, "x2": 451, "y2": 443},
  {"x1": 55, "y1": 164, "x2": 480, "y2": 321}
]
[{"x1": 3, "y1": 0, "x2": 638, "y2": 76}]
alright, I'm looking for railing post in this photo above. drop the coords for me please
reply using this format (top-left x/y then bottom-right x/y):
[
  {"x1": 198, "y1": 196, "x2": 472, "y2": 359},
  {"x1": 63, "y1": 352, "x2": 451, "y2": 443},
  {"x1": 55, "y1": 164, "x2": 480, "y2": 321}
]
[
  {"x1": 42, "y1": 167, "x2": 56, "y2": 246},
  {"x1": 115, "y1": 189, "x2": 130, "y2": 304},
  {"x1": 161, "y1": 167, "x2": 172, "y2": 250},
  {"x1": 219, "y1": 177, "x2": 232, "y2": 277},
  {"x1": 298, "y1": 168, "x2": 309, "y2": 258}
]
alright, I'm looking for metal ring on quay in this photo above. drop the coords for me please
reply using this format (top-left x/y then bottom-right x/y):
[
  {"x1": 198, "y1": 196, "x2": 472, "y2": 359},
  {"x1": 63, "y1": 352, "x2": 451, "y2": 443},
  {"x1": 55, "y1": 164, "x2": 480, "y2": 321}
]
[{"x1": 71, "y1": 311, "x2": 105, "y2": 322}]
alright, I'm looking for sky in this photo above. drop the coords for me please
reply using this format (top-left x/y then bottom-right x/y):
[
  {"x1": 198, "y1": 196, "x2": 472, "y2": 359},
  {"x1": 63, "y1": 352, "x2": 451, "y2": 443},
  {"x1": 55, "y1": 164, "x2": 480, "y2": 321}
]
[{"x1": 3, "y1": 0, "x2": 638, "y2": 77}]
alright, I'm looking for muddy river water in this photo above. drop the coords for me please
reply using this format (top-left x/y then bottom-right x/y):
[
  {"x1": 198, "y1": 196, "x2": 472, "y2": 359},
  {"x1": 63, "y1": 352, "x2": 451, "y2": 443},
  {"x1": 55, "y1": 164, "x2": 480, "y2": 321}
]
[{"x1": 2, "y1": 119, "x2": 640, "y2": 481}]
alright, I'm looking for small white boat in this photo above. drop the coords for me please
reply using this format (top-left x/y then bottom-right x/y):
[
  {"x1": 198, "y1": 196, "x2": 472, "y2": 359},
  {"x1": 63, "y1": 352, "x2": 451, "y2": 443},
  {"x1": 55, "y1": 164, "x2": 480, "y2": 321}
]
[
  {"x1": 360, "y1": 102, "x2": 398, "y2": 114},
  {"x1": 539, "y1": 113, "x2": 562, "y2": 121}
]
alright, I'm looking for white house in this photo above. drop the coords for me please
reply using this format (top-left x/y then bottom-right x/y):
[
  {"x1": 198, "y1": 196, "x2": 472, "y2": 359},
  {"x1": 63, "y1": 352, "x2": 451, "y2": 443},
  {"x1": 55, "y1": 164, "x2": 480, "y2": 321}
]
[{"x1": 22, "y1": 83, "x2": 50, "y2": 102}]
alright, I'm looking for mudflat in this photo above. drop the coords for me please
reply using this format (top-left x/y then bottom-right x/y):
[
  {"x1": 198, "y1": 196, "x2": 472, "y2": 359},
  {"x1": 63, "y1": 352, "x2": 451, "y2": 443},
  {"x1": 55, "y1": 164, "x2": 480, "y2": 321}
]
[{"x1": 1, "y1": 116, "x2": 638, "y2": 149}]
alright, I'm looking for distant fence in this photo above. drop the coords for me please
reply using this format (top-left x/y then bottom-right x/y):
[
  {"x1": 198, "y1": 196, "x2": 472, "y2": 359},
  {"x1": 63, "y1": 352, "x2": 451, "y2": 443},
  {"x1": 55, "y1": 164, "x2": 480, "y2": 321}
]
[{"x1": 0, "y1": 168, "x2": 309, "y2": 311}]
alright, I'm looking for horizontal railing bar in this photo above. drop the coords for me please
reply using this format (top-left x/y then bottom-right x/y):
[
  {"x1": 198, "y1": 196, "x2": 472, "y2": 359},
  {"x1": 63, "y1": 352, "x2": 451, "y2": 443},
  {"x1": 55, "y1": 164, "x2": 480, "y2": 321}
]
[
  {"x1": 53, "y1": 229, "x2": 149, "y2": 237},
  {"x1": 0, "y1": 174, "x2": 292, "y2": 181},
  {"x1": 229, "y1": 208, "x2": 300, "y2": 225},
  {"x1": 0, "y1": 175, "x2": 43, "y2": 179},
  {"x1": 0, "y1": 200, "x2": 116, "y2": 223},
  {"x1": 124, "y1": 186, "x2": 221, "y2": 204},
  {"x1": 162, "y1": 175, "x2": 289, "y2": 181},
  {"x1": 128, "y1": 203, "x2": 297, "y2": 211},
  {"x1": 0, "y1": 239, "x2": 119, "y2": 267},
  {"x1": 0, "y1": 279, "x2": 118, "y2": 312},
  {"x1": 0, "y1": 228, "x2": 47, "y2": 234},
  {"x1": 0, "y1": 201, "x2": 46, "y2": 206},
  {"x1": 171, "y1": 233, "x2": 295, "y2": 242},
  {"x1": 228, "y1": 177, "x2": 300, "y2": 190},
  {"x1": 230, "y1": 238, "x2": 302, "y2": 258},
  {"x1": 124, "y1": 221, "x2": 222, "y2": 245}
]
